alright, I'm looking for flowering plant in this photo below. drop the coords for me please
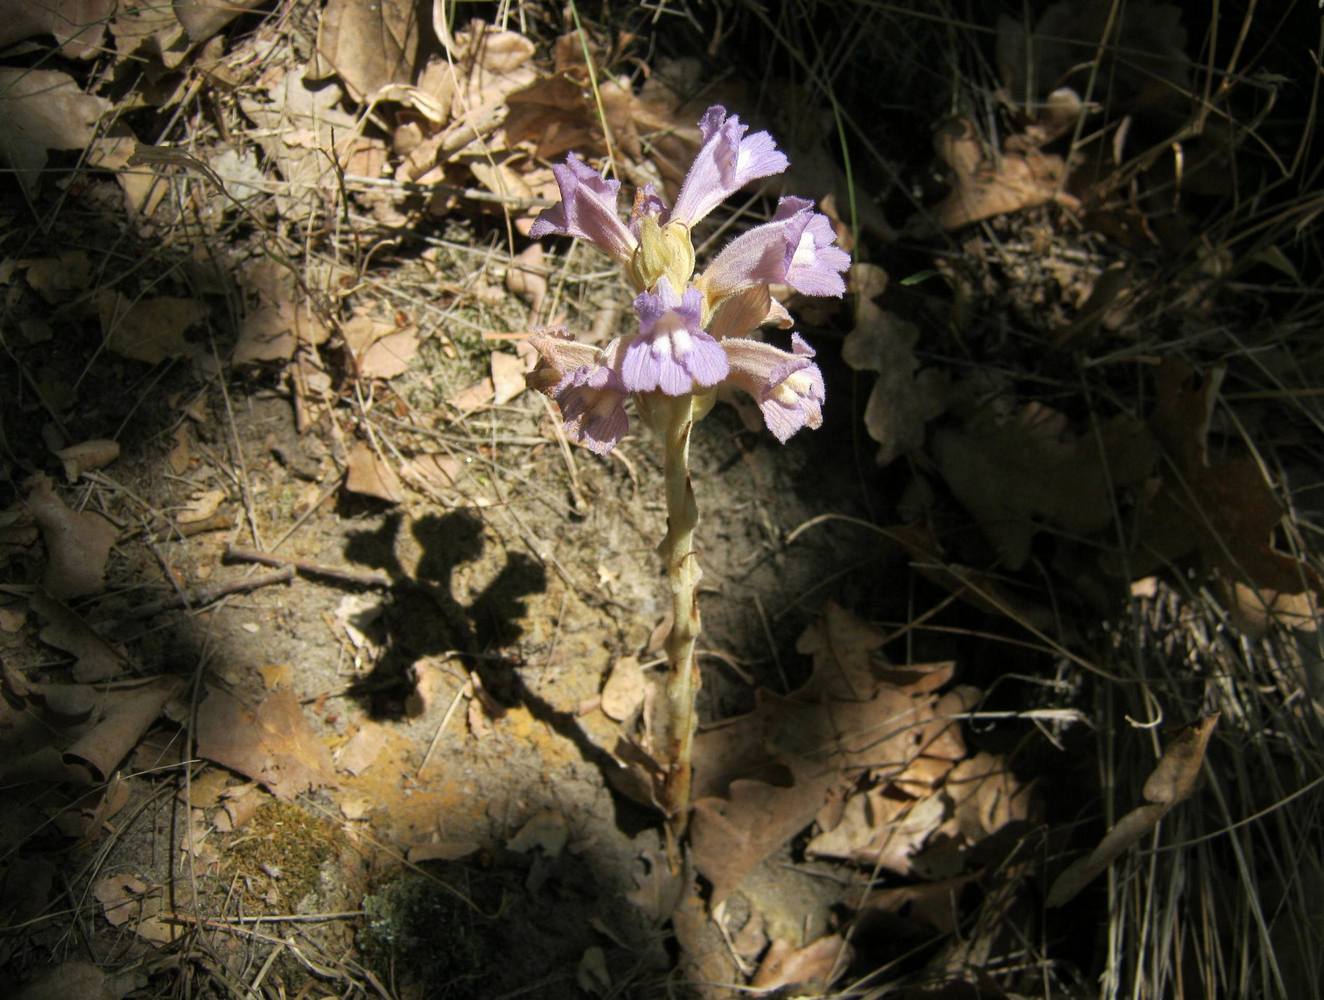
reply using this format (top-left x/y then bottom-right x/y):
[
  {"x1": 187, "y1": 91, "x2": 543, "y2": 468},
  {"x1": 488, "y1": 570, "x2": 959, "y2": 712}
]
[{"x1": 525, "y1": 106, "x2": 849, "y2": 840}]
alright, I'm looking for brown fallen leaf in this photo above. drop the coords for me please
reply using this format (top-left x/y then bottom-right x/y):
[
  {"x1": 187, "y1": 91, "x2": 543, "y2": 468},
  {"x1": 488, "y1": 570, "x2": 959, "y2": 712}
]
[
  {"x1": 233, "y1": 260, "x2": 331, "y2": 363},
  {"x1": 336, "y1": 723, "x2": 386, "y2": 776},
  {"x1": 794, "y1": 599, "x2": 888, "y2": 700},
  {"x1": 25, "y1": 473, "x2": 118, "y2": 599},
  {"x1": 841, "y1": 263, "x2": 948, "y2": 466},
  {"x1": 1047, "y1": 714, "x2": 1218, "y2": 908},
  {"x1": 506, "y1": 243, "x2": 547, "y2": 313},
  {"x1": 21, "y1": 250, "x2": 93, "y2": 304},
  {"x1": 173, "y1": 0, "x2": 266, "y2": 43},
  {"x1": 97, "y1": 290, "x2": 208, "y2": 364},
  {"x1": 507, "y1": 810, "x2": 569, "y2": 857},
  {"x1": 934, "y1": 401, "x2": 1158, "y2": 571},
  {"x1": 65, "y1": 677, "x2": 187, "y2": 782},
  {"x1": 55, "y1": 439, "x2": 120, "y2": 482},
  {"x1": 194, "y1": 686, "x2": 336, "y2": 800},
  {"x1": 0, "y1": 67, "x2": 111, "y2": 199},
  {"x1": 315, "y1": 0, "x2": 419, "y2": 101},
  {"x1": 751, "y1": 933, "x2": 851, "y2": 994},
  {"x1": 345, "y1": 442, "x2": 404, "y2": 504},
  {"x1": 343, "y1": 312, "x2": 420, "y2": 380},
  {"x1": 177, "y1": 488, "x2": 225, "y2": 525},
  {"x1": 30, "y1": 592, "x2": 125, "y2": 682},
  {"x1": 600, "y1": 656, "x2": 645, "y2": 722},
  {"x1": 12, "y1": 960, "x2": 115, "y2": 1000},
  {"x1": 932, "y1": 116, "x2": 1075, "y2": 230},
  {"x1": 806, "y1": 786, "x2": 946, "y2": 874},
  {"x1": 0, "y1": 0, "x2": 115, "y2": 59},
  {"x1": 93, "y1": 872, "x2": 149, "y2": 928},
  {"x1": 1121, "y1": 360, "x2": 1324, "y2": 632},
  {"x1": 449, "y1": 376, "x2": 495, "y2": 413},
  {"x1": 691, "y1": 768, "x2": 839, "y2": 905}
]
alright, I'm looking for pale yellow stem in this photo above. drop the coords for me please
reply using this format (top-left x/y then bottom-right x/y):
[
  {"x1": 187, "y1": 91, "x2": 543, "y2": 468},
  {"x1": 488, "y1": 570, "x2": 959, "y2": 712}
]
[{"x1": 657, "y1": 393, "x2": 702, "y2": 838}]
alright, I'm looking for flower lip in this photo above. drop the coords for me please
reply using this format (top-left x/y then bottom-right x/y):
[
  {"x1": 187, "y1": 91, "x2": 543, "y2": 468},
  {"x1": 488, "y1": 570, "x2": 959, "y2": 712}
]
[
  {"x1": 721, "y1": 332, "x2": 825, "y2": 442},
  {"x1": 624, "y1": 277, "x2": 730, "y2": 396}
]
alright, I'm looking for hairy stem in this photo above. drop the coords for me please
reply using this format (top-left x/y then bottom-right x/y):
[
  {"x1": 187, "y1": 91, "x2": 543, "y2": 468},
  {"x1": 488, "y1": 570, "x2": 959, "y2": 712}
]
[{"x1": 658, "y1": 393, "x2": 702, "y2": 838}]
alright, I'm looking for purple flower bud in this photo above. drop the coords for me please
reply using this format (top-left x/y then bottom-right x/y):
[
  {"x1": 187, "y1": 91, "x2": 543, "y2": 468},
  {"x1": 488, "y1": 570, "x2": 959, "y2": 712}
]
[{"x1": 624, "y1": 277, "x2": 730, "y2": 395}]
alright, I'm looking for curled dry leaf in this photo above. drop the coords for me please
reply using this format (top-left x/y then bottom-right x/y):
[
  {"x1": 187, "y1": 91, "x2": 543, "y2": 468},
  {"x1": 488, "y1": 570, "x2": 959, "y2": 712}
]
[
  {"x1": 345, "y1": 442, "x2": 405, "y2": 504},
  {"x1": 26, "y1": 473, "x2": 118, "y2": 599},
  {"x1": 30, "y1": 592, "x2": 125, "y2": 683},
  {"x1": 65, "y1": 677, "x2": 187, "y2": 783},
  {"x1": 932, "y1": 117, "x2": 1074, "y2": 230},
  {"x1": 0, "y1": 67, "x2": 111, "y2": 199},
  {"x1": 1047, "y1": 714, "x2": 1218, "y2": 908},
  {"x1": 55, "y1": 439, "x2": 120, "y2": 482},
  {"x1": 449, "y1": 376, "x2": 495, "y2": 413}
]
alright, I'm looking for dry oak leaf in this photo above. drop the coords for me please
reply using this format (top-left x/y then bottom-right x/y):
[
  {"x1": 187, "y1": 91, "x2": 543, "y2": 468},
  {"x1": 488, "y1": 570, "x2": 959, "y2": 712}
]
[
  {"x1": 491, "y1": 350, "x2": 527, "y2": 406},
  {"x1": 1126, "y1": 360, "x2": 1324, "y2": 630},
  {"x1": 932, "y1": 117, "x2": 1075, "y2": 230},
  {"x1": 806, "y1": 786, "x2": 947, "y2": 874},
  {"x1": 690, "y1": 767, "x2": 840, "y2": 906},
  {"x1": 97, "y1": 290, "x2": 208, "y2": 364},
  {"x1": 842, "y1": 264, "x2": 948, "y2": 466},
  {"x1": 194, "y1": 685, "x2": 337, "y2": 800},
  {"x1": 505, "y1": 243, "x2": 547, "y2": 312},
  {"x1": 600, "y1": 655, "x2": 646, "y2": 722},
  {"x1": 1047, "y1": 713, "x2": 1217, "y2": 908},
  {"x1": 794, "y1": 598, "x2": 888, "y2": 701},
  {"x1": 0, "y1": 0, "x2": 114, "y2": 59},
  {"x1": 0, "y1": 67, "x2": 110, "y2": 199},
  {"x1": 449, "y1": 376, "x2": 495, "y2": 413},
  {"x1": 345, "y1": 441, "x2": 405, "y2": 504},
  {"x1": 315, "y1": 0, "x2": 418, "y2": 101},
  {"x1": 934, "y1": 401, "x2": 1158, "y2": 570},
  {"x1": 26, "y1": 472, "x2": 118, "y2": 599},
  {"x1": 336, "y1": 722, "x2": 387, "y2": 776}
]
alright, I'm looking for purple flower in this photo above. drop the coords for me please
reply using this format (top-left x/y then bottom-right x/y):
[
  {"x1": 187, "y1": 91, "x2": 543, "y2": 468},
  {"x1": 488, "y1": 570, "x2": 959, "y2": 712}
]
[
  {"x1": 529, "y1": 154, "x2": 637, "y2": 266},
  {"x1": 553, "y1": 346, "x2": 631, "y2": 455},
  {"x1": 667, "y1": 107, "x2": 789, "y2": 229},
  {"x1": 624, "y1": 277, "x2": 730, "y2": 395},
  {"x1": 701, "y1": 197, "x2": 850, "y2": 303},
  {"x1": 722, "y1": 333, "x2": 825, "y2": 442}
]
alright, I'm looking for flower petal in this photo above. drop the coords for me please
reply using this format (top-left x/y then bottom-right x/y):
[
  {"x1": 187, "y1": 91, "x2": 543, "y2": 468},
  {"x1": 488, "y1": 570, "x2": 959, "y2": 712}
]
[
  {"x1": 529, "y1": 154, "x2": 637, "y2": 264},
  {"x1": 553, "y1": 356, "x2": 630, "y2": 455},
  {"x1": 667, "y1": 106, "x2": 789, "y2": 228},
  {"x1": 701, "y1": 197, "x2": 849, "y2": 303},
  {"x1": 722, "y1": 334, "x2": 825, "y2": 443},
  {"x1": 625, "y1": 277, "x2": 730, "y2": 394}
]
